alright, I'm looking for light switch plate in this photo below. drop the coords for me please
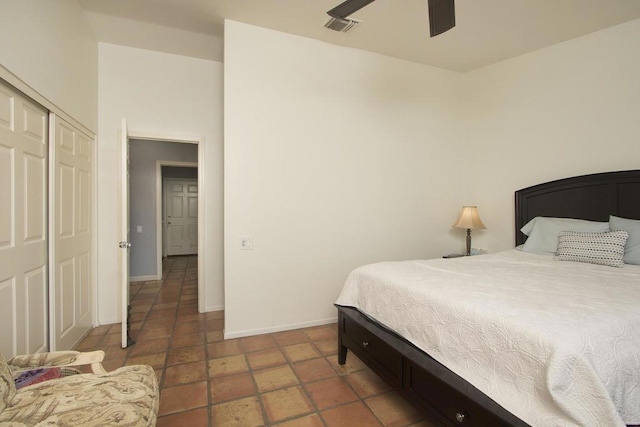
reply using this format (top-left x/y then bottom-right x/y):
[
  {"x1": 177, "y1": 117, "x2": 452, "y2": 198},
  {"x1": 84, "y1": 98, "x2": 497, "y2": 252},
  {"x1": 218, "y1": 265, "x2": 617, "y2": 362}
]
[{"x1": 240, "y1": 237, "x2": 253, "y2": 250}]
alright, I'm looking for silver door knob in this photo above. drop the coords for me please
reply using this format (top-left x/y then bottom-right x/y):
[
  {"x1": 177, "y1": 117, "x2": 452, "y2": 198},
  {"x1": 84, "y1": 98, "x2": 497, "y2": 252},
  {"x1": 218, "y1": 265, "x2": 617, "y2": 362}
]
[{"x1": 455, "y1": 412, "x2": 466, "y2": 423}]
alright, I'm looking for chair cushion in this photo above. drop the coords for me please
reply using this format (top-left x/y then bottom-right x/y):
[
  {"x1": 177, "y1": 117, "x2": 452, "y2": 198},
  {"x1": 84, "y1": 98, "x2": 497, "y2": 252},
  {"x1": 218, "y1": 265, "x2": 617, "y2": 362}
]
[
  {"x1": 0, "y1": 354, "x2": 16, "y2": 414},
  {"x1": 0, "y1": 365, "x2": 158, "y2": 426}
]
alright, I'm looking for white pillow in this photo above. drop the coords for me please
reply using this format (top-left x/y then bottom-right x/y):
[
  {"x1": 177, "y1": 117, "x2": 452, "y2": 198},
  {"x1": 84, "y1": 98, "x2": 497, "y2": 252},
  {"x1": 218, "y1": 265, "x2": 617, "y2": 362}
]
[
  {"x1": 520, "y1": 217, "x2": 609, "y2": 254},
  {"x1": 555, "y1": 230, "x2": 628, "y2": 268}
]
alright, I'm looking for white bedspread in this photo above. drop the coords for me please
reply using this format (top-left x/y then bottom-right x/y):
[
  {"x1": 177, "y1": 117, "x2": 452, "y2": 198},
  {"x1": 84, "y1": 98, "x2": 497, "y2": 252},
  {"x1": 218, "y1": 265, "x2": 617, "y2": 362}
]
[{"x1": 335, "y1": 250, "x2": 640, "y2": 426}]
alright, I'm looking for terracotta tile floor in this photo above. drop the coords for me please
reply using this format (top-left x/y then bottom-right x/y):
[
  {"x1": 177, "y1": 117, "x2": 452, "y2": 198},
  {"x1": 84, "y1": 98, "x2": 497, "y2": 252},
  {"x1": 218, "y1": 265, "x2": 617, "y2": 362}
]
[{"x1": 74, "y1": 256, "x2": 438, "y2": 426}]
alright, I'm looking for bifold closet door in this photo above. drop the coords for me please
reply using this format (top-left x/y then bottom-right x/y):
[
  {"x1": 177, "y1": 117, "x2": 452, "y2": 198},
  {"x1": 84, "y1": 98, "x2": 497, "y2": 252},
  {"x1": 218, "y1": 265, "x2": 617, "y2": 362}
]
[
  {"x1": 50, "y1": 114, "x2": 93, "y2": 351},
  {"x1": 0, "y1": 82, "x2": 49, "y2": 357}
]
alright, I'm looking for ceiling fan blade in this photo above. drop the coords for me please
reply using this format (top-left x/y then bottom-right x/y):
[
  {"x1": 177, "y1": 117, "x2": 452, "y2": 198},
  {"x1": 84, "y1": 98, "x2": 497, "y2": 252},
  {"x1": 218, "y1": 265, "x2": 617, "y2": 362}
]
[
  {"x1": 428, "y1": 0, "x2": 455, "y2": 37},
  {"x1": 328, "y1": 0, "x2": 377, "y2": 19}
]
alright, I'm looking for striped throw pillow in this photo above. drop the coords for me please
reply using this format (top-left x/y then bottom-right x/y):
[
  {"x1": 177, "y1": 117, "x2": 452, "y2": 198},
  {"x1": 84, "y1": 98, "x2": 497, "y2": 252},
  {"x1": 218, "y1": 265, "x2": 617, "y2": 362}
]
[{"x1": 555, "y1": 230, "x2": 629, "y2": 268}]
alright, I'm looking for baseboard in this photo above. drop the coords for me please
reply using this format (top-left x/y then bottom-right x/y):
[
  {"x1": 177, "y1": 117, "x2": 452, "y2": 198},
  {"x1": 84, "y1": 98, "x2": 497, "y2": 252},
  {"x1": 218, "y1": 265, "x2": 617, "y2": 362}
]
[
  {"x1": 204, "y1": 304, "x2": 224, "y2": 313},
  {"x1": 98, "y1": 318, "x2": 119, "y2": 326},
  {"x1": 129, "y1": 275, "x2": 158, "y2": 282},
  {"x1": 224, "y1": 316, "x2": 338, "y2": 340}
]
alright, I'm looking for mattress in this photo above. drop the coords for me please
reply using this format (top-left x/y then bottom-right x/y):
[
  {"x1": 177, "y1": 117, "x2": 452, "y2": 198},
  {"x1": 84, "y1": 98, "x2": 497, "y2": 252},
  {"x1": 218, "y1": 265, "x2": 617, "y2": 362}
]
[{"x1": 335, "y1": 249, "x2": 640, "y2": 426}]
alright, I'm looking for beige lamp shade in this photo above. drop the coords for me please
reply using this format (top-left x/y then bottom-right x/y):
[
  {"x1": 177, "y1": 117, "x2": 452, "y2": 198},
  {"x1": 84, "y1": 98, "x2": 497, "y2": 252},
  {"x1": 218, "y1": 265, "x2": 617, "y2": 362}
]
[{"x1": 452, "y1": 206, "x2": 486, "y2": 230}]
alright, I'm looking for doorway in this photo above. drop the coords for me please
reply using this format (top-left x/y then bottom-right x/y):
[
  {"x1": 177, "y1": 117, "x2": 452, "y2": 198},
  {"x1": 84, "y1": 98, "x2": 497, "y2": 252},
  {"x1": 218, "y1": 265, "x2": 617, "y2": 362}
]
[{"x1": 126, "y1": 135, "x2": 205, "y2": 315}]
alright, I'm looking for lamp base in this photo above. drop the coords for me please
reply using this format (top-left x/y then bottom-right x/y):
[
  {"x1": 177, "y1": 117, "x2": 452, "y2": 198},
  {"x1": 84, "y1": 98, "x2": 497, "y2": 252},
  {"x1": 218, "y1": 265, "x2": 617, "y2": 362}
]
[{"x1": 465, "y1": 229, "x2": 471, "y2": 256}]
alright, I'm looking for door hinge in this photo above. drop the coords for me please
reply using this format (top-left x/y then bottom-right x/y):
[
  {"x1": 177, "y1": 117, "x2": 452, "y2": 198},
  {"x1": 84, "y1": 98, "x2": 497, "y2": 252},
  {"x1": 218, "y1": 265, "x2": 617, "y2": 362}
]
[{"x1": 119, "y1": 241, "x2": 131, "y2": 249}]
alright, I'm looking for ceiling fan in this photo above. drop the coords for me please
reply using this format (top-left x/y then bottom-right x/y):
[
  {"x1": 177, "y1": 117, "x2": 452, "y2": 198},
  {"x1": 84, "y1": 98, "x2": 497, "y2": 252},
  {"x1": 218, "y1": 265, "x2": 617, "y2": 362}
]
[{"x1": 327, "y1": 0, "x2": 455, "y2": 37}]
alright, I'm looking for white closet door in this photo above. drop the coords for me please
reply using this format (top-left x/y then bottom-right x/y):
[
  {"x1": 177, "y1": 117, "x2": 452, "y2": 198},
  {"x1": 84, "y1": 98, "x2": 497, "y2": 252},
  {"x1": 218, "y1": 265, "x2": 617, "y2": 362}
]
[
  {"x1": 165, "y1": 179, "x2": 198, "y2": 256},
  {"x1": 0, "y1": 82, "x2": 48, "y2": 357},
  {"x1": 49, "y1": 114, "x2": 93, "y2": 351}
]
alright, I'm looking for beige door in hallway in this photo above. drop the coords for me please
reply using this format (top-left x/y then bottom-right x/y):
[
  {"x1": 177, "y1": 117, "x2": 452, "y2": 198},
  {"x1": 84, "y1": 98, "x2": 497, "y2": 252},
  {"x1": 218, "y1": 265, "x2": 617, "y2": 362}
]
[
  {"x1": 165, "y1": 179, "x2": 198, "y2": 256},
  {"x1": 0, "y1": 82, "x2": 48, "y2": 357},
  {"x1": 49, "y1": 114, "x2": 94, "y2": 351}
]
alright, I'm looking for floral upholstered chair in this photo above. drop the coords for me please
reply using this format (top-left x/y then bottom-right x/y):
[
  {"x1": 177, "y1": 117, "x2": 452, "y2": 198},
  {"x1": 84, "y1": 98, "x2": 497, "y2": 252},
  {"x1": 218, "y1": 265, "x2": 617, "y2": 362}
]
[{"x1": 0, "y1": 350, "x2": 158, "y2": 426}]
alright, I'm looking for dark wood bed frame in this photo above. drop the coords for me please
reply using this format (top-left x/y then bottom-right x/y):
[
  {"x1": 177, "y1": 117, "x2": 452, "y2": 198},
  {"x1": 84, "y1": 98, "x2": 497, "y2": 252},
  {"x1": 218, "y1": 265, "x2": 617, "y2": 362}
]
[{"x1": 336, "y1": 170, "x2": 640, "y2": 427}]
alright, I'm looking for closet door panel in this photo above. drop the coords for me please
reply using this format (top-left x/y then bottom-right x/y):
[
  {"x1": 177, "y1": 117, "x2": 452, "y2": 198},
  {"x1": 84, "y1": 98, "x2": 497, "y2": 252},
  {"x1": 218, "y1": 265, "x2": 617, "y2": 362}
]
[
  {"x1": 25, "y1": 266, "x2": 47, "y2": 354},
  {"x1": 0, "y1": 145, "x2": 12, "y2": 248},
  {"x1": 23, "y1": 153, "x2": 46, "y2": 242},
  {"x1": 78, "y1": 251, "x2": 91, "y2": 318},
  {"x1": 58, "y1": 257, "x2": 75, "y2": 336},
  {"x1": 50, "y1": 115, "x2": 93, "y2": 351},
  {"x1": 58, "y1": 163, "x2": 75, "y2": 238},
  {"x1": 0, "y1": 82, "x2": 48, "y2": 357},
  {"x1": 78, "y1": 169, "x2": 90, "y2": 233},
  {"x1": 0, "y1": 278, "x2": 16, "y2": 355}
]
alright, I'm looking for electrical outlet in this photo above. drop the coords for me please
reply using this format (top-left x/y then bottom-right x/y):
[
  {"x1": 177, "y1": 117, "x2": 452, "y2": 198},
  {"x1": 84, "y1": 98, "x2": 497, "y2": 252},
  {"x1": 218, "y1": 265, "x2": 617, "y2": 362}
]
[{"x1": 239, "y1": 237, "x2": 253, "y2": 250}]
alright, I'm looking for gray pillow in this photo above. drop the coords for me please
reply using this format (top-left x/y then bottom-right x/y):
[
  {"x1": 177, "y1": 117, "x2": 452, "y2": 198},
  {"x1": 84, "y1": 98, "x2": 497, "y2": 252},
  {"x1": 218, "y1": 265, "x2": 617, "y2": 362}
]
[
  {"x1": 555, "y1": 230, "x2": 628, "y2": 268},
  {"x1": 609, "y1": 215, "x2": 640, "y2": 265}
]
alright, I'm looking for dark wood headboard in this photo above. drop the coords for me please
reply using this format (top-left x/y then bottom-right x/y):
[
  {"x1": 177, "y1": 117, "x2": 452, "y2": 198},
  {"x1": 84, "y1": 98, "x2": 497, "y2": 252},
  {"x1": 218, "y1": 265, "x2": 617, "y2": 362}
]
[{"x1": 515, "y1": 170, "x2": 640, "y2": 246}]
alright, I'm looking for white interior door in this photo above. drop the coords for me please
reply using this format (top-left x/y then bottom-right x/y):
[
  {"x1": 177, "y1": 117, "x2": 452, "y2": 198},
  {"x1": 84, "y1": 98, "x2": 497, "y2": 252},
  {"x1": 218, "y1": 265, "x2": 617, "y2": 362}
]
[
  {"x1": 165, "y1": 179, "x2": 198, "y2": 256},
  {"x1": 0, "y1": 82, "x2": 48, "y2": 357},
  {"x1": 119, "y1": 118, "x2": 131, "y2": 348},
  {"x1": 49, "y1": 114, "x2": 94, "y2": 351}
]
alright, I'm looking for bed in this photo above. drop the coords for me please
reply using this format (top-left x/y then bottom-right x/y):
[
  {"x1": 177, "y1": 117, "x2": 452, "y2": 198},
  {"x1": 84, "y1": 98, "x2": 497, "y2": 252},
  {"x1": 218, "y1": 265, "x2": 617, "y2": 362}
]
[{"x1": 335, "y1": 170, "x2": 640, "y2": 427}]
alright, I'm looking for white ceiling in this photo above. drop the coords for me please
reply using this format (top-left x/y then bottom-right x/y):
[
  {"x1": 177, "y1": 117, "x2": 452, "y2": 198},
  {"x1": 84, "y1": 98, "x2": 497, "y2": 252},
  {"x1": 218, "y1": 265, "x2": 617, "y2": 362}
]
[{"x1": 77, "y1": 0, "x2": 640, "y2": 72}]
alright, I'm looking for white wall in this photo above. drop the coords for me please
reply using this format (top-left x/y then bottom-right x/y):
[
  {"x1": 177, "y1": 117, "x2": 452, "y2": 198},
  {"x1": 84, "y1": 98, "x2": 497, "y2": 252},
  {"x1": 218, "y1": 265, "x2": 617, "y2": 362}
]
[
  {"x1": 97, "y1": 43, "x2": 224, "y2": 323},
  {"x1": 85, "y1": 11, "x2": 223, "y2": 63},
  {"x1": 224, "y1": 21, "x2": 466, "y2": 338},
  {"x1": 0, "y1": 0, "x2": 98, "y2": 131},
  {"x1": 223, "y1": 18, "x2": 640, "y2": 338},
  {"x1": 464, "y1": 18, "x2": 640, "y2": 252}
]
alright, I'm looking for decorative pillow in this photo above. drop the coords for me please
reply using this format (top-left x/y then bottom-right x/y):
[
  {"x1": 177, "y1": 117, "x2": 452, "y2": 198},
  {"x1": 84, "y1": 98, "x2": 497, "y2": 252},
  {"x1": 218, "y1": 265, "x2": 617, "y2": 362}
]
[
  {"x1": 554, "y1": 230, "x2": 629, "y2": 268},
  {"x1": 14, "y1": 367, "x2": 62, "y2": 389},
  {"x1": 609, "y1": 215, "x2": 640, "y2": 266},
  {"x1": 521, "y1": 217, "x2": 609, "y2": 254}
]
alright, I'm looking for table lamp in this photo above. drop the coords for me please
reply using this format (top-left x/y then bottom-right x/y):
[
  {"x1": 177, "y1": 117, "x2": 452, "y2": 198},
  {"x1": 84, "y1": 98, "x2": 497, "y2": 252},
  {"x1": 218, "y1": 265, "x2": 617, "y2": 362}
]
[{"x1": 453, "y1": 206, "x2": 486, "y2": 256}]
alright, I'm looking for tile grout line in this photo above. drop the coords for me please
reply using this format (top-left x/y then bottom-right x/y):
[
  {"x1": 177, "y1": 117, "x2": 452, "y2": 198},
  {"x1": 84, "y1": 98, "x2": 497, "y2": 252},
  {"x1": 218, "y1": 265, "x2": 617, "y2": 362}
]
[
  {"x1": 201, "y1": 259, "x2": 214, "y2": 427},
  {"x1": 156, "y1": 257, "x2": 185, "y2": 392}
]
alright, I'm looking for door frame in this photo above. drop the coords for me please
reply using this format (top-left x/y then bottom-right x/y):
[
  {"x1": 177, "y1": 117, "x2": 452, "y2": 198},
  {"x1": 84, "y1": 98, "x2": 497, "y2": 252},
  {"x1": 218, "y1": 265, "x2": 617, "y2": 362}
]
[
  {"x1": 129, "y1": 131, "x2": 205, "y2": 313},
  {"x1": 119, "y1": 119, "x2": 129, "y2": 349},
  {"x1": 158, "y1": 165, "x2": 198, "y2": 266}
]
